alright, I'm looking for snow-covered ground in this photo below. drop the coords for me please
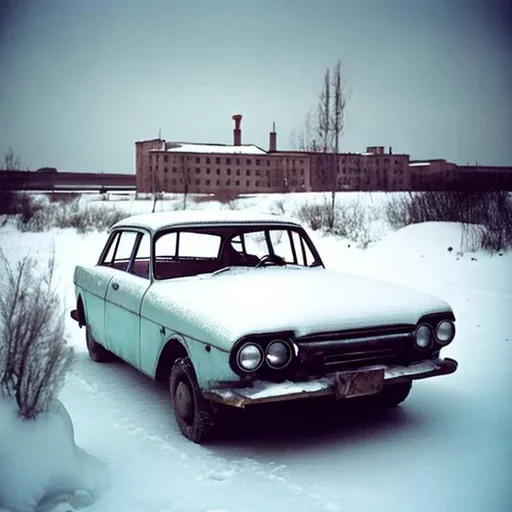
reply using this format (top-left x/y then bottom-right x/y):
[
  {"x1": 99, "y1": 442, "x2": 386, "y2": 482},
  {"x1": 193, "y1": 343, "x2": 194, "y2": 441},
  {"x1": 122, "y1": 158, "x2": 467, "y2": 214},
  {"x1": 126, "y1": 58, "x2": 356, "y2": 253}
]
[{"x1": 1, "y1": 193, "x2": 511, "y2": 512}]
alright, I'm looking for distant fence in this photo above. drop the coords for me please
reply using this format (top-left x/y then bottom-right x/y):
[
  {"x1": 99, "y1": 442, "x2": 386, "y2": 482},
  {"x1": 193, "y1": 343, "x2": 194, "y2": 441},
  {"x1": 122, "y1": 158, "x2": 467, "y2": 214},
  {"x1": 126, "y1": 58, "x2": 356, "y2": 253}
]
[{"x1": 0, "y1": 170, "x2": 136, "y2": 192}]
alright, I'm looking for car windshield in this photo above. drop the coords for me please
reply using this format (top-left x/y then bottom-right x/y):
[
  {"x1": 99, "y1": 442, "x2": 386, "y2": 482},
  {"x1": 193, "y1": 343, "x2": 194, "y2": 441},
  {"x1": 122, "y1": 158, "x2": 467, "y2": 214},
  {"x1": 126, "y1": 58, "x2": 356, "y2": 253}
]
[{"x1": 153, "y1": 224, "x2": 322, "y2": 280}]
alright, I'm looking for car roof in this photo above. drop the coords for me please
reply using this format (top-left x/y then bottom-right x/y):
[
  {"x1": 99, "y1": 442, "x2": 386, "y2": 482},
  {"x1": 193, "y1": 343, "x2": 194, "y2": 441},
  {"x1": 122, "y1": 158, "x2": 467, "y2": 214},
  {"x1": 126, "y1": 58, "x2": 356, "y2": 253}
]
[{"x1": 111, "y1": 210, "x2": 302, "y2": 234}]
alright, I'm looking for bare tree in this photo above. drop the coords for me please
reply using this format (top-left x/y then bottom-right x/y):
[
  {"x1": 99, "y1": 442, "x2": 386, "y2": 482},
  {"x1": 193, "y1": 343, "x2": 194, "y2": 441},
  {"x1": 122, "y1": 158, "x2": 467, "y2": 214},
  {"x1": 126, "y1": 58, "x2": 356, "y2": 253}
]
[
  {"x1": 292, "y1": 111, "x2": 320, "y2": 153},
  {"x1": 328, "y1": 60, "x2": 348, "y2": 227},
  {"x1": 3, "y1": 146, "x2": 23, "y2": 171},
  {"x1": 293, "y1": 61, "x2": 349, "y2": 230},
  {"x1": 1, "y1": 147, "x2": 25, "y2": 214},
  {"x1": 180, "y1": 159, "x2": 192, "y2": 210},
  {"x1": 0, "y1": 250, "x2": 75, "y2": 419}
]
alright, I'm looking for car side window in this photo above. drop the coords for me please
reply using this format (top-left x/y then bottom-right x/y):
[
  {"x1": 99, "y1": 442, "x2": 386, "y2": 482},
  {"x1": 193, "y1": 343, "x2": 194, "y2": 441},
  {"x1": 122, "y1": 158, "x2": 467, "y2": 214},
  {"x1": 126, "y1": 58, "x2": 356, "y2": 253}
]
[
  {"x1": 131, "y1": 233, "x2": 151, "y2": 279},
  {"x1": 243, "y1": 231, "x2": 269, "y2": 259},
  {"x1": 291, "y1": 231, "x2": 316, "y2": 266},
  {"x1": 269, "y1": 230, "x2": 295, "y2": 264},
  {"x1": 101, "y1": 232, "x2": 120, "y2": 266},
  {"x1": 178, "y1": 232, "x2": 221, "y2": 258},
  {"x1": 111, "y1": 231, "x2": 138, "y2": 272}
]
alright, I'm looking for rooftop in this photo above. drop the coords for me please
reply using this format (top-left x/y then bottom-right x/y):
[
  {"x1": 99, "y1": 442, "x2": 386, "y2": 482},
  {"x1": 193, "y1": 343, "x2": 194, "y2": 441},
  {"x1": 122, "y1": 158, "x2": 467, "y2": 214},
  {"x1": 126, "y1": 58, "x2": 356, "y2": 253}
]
[
  {"x1": 112, "y1": 210, "x2": 300, "y2": 233},
  {"x1": 149, "y1": 142, "x2": 268, "y2": 155}
]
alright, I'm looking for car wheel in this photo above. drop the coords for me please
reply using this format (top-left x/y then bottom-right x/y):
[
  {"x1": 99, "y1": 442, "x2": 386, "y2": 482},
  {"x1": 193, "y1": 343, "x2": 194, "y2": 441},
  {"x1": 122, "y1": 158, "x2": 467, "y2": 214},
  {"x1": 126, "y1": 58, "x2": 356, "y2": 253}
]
[
  {"x1": 169, "y1": 357, "x2": 217, "y2": 443},
  {"x1": 376, "y1": 381, "x2": 413, "y2": 409},
  {"x1": 86, "y1": 326, "x2": 115, "y2": 363}
]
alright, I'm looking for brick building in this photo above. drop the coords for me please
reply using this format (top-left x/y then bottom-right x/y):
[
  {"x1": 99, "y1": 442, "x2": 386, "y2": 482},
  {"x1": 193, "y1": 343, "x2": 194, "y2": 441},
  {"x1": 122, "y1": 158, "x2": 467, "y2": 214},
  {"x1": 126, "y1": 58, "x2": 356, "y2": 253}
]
[{"x1": 135, "y1": 115, "x2": 511, "y2": 194}]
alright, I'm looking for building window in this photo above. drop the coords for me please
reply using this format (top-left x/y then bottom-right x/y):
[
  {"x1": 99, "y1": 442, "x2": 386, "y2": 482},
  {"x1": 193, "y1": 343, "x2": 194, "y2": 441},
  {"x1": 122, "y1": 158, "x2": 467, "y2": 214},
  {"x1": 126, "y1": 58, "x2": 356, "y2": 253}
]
[
  {"x1": 246, "y1": 169, "x2": 251, "y2": 176},
  {"x1": 300, "y1": 159, "x2": 303, "y2": 164},
  {"x1": 216, "y1": 169, "x2": 220, "y2": 175},
  {"x1": 173, "y1": 167, "x2": 177, "y2": 173},
  {"x1": 236, "y1": 169, "x2": 240, "y2": 176},
  {"x1": 236, "y1": 158, "x2": 240, "y2": 165},
  {"x1": 164, "y1": 155, "x2": 168, "y2": 163},
  {"x1": 196, "y1": 168, "x2": 200, "y2": 174},
  {"x1": 256, "y1": 159, "x2": 260, "y2": 166},
  {"x1": 206, "y1": 179, "x2": 210, "y2": 185},
  {"x1": 216, "y1": 179, "x2": 220, "y2": 185},
  {"x1": 256, "y1": 181, "x2": 260, "y2": 187},
  {"x1": 164, "y1": 167, "x2": 168, "y2": 173},
  {"x1": 196, "y1": 157, "x2": 200, "y2": 163},
  {"x1": 236, "y1": 180, "x2": 240, "y2": 186},
  {"x1": 149, "y1": 166, "x2": 152, "y2": 171},
  {"x1": 226, "y1": 158, "x2": 231, "y2": 165},
  {"x1": 206, "y1": 157, "x2": 210, "y2": 164},
  {"x1": 226, "y1": 179, "x2": 230, "y2": 186},
  {"x1": 267, "y1": 161, "x2": 270, "y2": 166},
  {"x1": 227, "y1": 169, "x2": 231, "y2": 175},
  {"x1": 216, "y1": 157, "x2": 220, "y2": 164},
  {"x1": 256, "y1": 169, "x2": 261, "y2": 176},
  {"x1": 246, "y1": 159, "x2": 252, "y2": 165},
  {"x1": 196, "y1": 179, "x2": 200, "y2": 185},
  {"x1": 246, "y1": 180, "x2": 250, "y2": 186}
]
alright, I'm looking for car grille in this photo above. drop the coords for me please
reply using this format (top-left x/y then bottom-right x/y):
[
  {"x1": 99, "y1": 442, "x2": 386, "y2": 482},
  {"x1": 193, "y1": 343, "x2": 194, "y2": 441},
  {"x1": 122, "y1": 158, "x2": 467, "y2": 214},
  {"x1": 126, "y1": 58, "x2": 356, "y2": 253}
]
[{"x1": 294, "y1": 325, "x2": 414, "y2": 376}]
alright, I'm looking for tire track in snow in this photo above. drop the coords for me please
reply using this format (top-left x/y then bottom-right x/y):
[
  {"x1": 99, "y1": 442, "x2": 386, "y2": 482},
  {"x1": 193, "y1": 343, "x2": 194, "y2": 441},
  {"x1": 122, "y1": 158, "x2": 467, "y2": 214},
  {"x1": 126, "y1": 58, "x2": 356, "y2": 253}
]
[{"x1": 62, "y1": 355, "x2": 344, "y2": 512}]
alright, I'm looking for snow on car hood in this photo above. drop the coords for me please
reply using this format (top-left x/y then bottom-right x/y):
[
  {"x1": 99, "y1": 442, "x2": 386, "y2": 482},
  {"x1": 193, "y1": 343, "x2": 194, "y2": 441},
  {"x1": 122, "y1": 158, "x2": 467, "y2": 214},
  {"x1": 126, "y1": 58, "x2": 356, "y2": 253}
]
[{"x1": 145, "y1": 266, "x2": 452, "y2": 350}]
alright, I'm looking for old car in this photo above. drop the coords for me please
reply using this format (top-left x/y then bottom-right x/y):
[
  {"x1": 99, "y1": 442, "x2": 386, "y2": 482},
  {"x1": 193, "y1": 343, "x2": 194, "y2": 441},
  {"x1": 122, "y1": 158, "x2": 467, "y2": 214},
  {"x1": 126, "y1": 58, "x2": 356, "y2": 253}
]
[{"x1": 71, "y1": 210, "x2": 458, "y2": 442}]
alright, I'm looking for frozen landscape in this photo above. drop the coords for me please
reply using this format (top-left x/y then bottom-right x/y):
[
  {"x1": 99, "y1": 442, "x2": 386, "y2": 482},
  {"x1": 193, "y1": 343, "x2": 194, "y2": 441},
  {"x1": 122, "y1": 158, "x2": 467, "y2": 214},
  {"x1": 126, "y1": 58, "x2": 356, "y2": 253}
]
[{"x1": 0, "y1": 192, "x2": 511, "y2": 512}]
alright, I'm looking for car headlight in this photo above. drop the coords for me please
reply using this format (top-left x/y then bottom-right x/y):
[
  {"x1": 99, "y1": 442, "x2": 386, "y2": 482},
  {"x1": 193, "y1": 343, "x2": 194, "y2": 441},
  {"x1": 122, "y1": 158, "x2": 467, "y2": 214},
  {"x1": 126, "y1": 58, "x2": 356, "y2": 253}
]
[
  {"x1": 435, "y1": 320, "x2": 455, "y2": 345},
  {"x1": 415, "y1": 324, "x2": 433, "y2": 349},
  {"x1": 237, "y1": 343, "x2": 263, "y2": 371},
  {"x1": 266, "y1": 340, "x2": 292, "y2": 369}
]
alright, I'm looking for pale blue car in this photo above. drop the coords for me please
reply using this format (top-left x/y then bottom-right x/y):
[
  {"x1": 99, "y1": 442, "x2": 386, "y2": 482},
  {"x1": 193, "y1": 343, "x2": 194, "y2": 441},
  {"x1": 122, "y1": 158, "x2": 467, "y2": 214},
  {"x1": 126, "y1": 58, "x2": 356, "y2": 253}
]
[{"x1": 71, "y1": 211, "x2": 458, "y2": 443}]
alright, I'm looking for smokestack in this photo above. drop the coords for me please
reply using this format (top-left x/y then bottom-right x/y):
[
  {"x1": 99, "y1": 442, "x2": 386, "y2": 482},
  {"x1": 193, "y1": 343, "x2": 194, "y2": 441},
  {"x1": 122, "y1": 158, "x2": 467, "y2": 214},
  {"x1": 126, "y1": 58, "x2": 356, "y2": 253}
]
[
  {"x1": 269, "y1": 121, "x2": 277, "y2": 152},
  {"x1": 232, "y1": 114, "x2": 242, "y2": 146}
]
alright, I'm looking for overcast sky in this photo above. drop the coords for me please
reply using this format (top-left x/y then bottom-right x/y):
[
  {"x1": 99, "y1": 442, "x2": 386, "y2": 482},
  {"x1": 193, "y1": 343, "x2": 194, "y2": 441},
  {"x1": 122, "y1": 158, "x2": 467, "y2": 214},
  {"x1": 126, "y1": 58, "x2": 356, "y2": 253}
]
[{"x1": 0, "y1": 0, "x2": 511, "y2": 173}]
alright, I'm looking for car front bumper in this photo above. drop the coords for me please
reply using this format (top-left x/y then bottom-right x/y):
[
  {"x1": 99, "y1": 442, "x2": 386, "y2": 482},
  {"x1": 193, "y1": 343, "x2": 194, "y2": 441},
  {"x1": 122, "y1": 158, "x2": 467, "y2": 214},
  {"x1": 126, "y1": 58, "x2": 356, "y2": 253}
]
[{"x1": 203, "y1": 357, "x2": 458, "y2": 408}]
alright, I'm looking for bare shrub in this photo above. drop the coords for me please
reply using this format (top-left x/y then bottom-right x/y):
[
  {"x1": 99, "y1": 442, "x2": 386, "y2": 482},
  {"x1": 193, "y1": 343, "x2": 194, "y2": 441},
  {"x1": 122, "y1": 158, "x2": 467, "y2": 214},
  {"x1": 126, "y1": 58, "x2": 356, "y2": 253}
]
[
  {"x1": 386, "y1": 191, "x2": 512, "y2": 252},
  {"x1": 15, "y1": 198, "x2": 129, "y2": 233},
  {"x1": 49, "y1": 192, "x2": 80, "y2": 204},
  {"x1": 298, "y1": 196, "x2": 378, "y2": 248},
  {"x1": 189, "y1": 194, "x2": 214, "y2": 204},
  {"x1": 213, "y1": 188, "x2": 240, "y2": 204},
  {"x1": 297, "y1": 201, "x2": 329, "y2": 231},
  {"x1": 271, "y1": 197, "x2": 287, "y2": 215},
  {"x1": 0, "y1": 250, "x2": 75, "y2": 419}
]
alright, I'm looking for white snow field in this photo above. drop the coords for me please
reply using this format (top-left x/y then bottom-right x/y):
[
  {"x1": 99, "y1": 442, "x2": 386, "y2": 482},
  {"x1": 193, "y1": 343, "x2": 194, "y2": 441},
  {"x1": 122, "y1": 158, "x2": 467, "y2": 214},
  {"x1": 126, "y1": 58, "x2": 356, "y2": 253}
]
[{"x1": 0, "y1": 193, "x2": 511, "y2": 512}]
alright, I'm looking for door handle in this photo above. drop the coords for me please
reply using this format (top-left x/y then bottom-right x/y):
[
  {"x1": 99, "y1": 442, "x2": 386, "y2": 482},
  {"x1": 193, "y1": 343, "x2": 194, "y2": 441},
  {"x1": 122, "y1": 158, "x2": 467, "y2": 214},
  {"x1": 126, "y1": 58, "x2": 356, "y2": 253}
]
[{"x1": 111, "y1": 282, "x2": 119, "y2": 291}]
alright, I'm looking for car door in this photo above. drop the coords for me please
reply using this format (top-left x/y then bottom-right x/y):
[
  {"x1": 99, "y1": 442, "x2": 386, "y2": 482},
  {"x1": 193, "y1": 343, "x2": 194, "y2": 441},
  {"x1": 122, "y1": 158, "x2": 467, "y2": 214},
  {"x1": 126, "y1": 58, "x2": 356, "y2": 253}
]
[{"x1": 104, "y1": 229, "x2": 151, "y2": 368}]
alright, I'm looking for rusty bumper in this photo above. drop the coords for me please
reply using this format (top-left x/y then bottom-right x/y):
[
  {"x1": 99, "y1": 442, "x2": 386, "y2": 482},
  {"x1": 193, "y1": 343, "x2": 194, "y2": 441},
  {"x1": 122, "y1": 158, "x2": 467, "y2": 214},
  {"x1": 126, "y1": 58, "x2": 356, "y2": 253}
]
[{"x1": 203, "y1": 357, "x2": 458, "y2": 408}]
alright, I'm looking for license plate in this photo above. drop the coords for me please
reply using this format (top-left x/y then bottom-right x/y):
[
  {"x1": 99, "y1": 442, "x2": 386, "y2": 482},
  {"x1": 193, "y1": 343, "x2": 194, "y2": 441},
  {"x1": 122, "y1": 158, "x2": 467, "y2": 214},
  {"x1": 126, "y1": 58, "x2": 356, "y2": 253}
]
[{"x1": 335, "y1": 367, "x2": 384, "y2": 399}]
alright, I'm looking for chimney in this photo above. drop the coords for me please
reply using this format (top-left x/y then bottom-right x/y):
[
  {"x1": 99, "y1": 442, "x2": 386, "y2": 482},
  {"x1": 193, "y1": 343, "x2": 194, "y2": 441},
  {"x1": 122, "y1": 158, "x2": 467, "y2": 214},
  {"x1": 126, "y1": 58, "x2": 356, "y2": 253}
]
[
  {"x1": 389, "y1": 146, "x2": 393, "y2": 154},
  {"x1": 232, "y1": 114, "x2": 242, "y2": 146},
  {"x1": 269, "y1": 121, "x2": 277, "y2": 152}
]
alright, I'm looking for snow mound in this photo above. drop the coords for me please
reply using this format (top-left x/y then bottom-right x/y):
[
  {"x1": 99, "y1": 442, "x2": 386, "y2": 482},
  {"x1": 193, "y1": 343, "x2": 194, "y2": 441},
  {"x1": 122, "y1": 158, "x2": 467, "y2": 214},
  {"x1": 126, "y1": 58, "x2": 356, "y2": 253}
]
[
  {"x1": 374, "y1": 221, "x2": 475, "y2": 257},
  {"x1": 0, "y1": 394, "x2": 109, "y2": 512}
]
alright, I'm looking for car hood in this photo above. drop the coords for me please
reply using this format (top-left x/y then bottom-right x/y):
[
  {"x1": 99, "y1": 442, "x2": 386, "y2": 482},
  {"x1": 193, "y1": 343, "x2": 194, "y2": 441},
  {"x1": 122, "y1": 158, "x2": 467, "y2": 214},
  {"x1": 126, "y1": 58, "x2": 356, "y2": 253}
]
[{"x1": 145, "y1": 266, "x2": 452, "y2": 351}]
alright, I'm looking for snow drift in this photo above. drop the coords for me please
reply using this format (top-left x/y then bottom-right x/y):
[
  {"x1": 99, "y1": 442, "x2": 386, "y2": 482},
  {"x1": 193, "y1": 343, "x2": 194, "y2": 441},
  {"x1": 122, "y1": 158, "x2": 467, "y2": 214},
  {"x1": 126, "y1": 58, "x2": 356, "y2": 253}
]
[{"x1": 0, "y1": 394, "x2": 109, "y2": 512}]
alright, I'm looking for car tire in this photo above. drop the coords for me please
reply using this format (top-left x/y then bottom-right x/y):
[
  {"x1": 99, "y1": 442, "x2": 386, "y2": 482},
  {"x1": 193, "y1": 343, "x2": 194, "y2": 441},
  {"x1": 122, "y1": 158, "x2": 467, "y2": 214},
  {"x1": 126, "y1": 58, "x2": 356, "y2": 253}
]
[
  {"x1": 376, "y1": 381, "x2": 413, "y2": 409},
  {"x1": 169, "y1": 357, "x2": 217, "y2": 444},
  {"x1": 86, "y1": 326, "x2": 115, "y2": 363}
]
